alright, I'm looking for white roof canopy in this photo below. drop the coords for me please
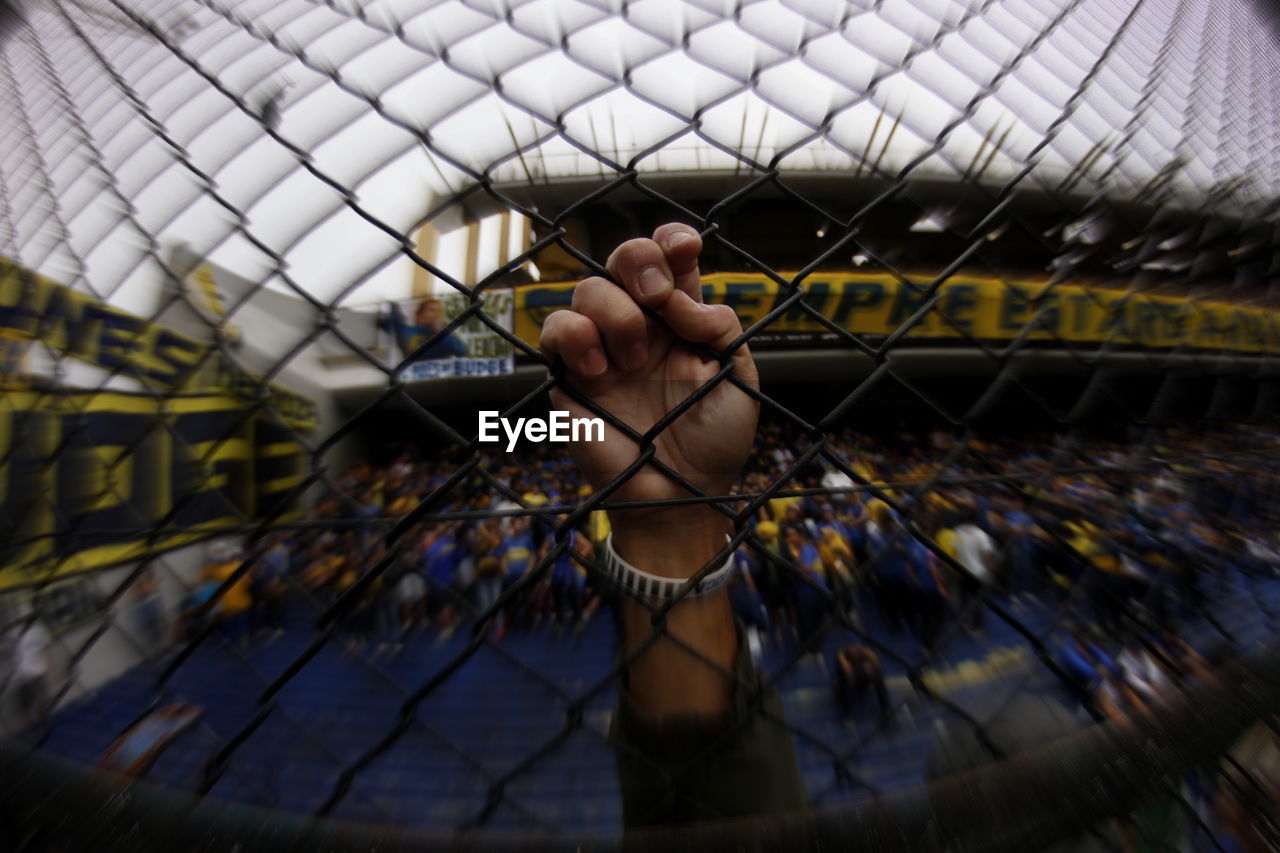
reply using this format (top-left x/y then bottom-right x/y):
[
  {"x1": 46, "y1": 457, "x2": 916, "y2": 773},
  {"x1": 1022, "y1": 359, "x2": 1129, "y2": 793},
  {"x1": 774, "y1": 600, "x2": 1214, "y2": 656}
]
[{"x1": 1, "y1": 0, "x2": 1278, "y2": 312}]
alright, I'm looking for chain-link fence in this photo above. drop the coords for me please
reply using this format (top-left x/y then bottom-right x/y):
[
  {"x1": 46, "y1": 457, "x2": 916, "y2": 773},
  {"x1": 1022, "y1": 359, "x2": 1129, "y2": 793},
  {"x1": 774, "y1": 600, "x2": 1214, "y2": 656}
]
[{"x1": 2, "y1": 0, "x2": 1280, "y2": 850}]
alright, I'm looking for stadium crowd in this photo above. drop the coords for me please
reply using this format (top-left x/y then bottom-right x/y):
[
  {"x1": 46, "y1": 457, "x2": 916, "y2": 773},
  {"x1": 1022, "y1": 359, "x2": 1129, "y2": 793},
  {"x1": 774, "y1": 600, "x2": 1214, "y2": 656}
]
[
  {"x1": 166, "y1": 416, "x2": 1280, "y2": 850},
  {"x1": 184, "y1": 419, "x2": 1279, "y2": 693},
  {"x1": 2, "y1": 416, "x2": 1269, "y2": 850}
]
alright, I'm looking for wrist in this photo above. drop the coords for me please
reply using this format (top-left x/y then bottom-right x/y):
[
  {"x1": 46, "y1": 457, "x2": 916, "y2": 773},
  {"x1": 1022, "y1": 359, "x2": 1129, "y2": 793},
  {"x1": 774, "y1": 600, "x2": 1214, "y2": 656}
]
[{"x1": 609, "y1": 508, "x2": 732, "y2": 580}]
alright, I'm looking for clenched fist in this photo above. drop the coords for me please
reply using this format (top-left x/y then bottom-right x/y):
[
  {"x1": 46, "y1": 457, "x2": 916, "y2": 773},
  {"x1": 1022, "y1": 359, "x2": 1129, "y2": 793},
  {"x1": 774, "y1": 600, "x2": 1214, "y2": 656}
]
[{"x1": 539, "y1": 223, "x2": 760, "y2": 570}]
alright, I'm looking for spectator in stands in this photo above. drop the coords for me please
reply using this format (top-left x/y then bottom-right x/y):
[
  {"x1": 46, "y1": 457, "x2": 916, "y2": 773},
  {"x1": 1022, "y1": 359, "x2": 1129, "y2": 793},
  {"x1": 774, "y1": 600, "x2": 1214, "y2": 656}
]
[
  {"x1": 499, "y1": 517, "x2": 536, "y2": 581},
  {"x1": 424, "y1": 522, "x2": 464, "y2": 636},
  {"x1": 497, "y1": 517, "x2": 537, "y2": 634},
  {"x1": 6, "y1": 606, "x2": 53, "y2": 731},
  {"x1": 131, "y1": 567, "x2": 167, "y2": 658},
  {"x1": 948, "y1": 508, "x2": 999, "y2": 634},
  {"x1": 1115, "y1": 634, "x2": 1172, "y2": 706},
  {"x1": 394, "y1": 556, "x2": 427, "y2": 637},
  {"x1": 472, "y1": 557, "x2": 504, "y2": 619},
  {"x1": 468, "y1": 519, "x2": 505, "y2": 620},
  {"x1": 201, "y1": 541, "x2": 253, "y2": 648},
  {"x1": 352, "y1": 487, "x2": 383, "y2": 546},
  {"x1": 833, "y1": 639, "x2": 891, "y2": 722},
  {"x1": 250, "y1": 534, "x2": 289, "y2": 638},
  {"x1": 865, "y1": 501, "x2": 915, "y2": 634},
  {"x1": 1070, "y1": 516, "x2": 1133, "y2": 637},
  {"x1": 999, "y1": 493, "x2": 1039, "y2": 602},
  {"x1": 300, "y1": 540, "x2": 345, "y2": 597},
  {"x1": 751, "y1": 520, "x2": 793, "y2": 635},
  {"x1": 907, "y1": 523, "x2": 951, "y2": 651},
  {"x1": 174, "y1": 578, "x2": 222, "y2": 643},
  {"x1": 383, "y1": 297, "x2": 467, "y2": 361},
  {"x1": 331, "y1": 540, "x2": 363, "y2": 597},
  {"x1": 817, "y1": 521, "x2": 856, "y2": 614},
  {"x1": 785, "y1": 523, "x2": 829, "y2": 653},
  {"x1": 549, "y1": 528, "x2": 594, "y2": 633},
  {"x1": 1053, "y1": 624, "x2": 1117, "y2": 718},
  {"x1": 728, "y1": 547, "x2": 770, "y2": 640}
]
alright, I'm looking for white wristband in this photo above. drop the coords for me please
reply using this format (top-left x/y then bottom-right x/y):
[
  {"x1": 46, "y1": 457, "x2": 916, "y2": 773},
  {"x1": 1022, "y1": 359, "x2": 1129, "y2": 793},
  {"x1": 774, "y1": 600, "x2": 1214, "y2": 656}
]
[{"x1": 599, "y1": 533, "x2": 736, "y2": 601}]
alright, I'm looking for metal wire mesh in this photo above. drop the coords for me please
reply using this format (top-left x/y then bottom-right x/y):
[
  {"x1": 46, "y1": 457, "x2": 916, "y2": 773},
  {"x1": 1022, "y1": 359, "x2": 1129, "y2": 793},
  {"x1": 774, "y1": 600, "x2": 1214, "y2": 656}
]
[{"x1": 2, "y1": 0, "x2": 1280, "y2": 850}]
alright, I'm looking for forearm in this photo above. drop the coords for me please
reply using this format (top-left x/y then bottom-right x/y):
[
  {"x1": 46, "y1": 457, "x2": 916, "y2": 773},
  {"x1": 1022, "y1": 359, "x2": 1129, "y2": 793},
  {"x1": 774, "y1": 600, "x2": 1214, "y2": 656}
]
[
  {"x1": 540, "y1": 221, "x2": 799, "y2": 827},
  {"x1": 611, "y1": 510, "x2": 738, "y2": 717},
  {"x1": 609, "y1": 509, "x2": 808, "y2": 827}
]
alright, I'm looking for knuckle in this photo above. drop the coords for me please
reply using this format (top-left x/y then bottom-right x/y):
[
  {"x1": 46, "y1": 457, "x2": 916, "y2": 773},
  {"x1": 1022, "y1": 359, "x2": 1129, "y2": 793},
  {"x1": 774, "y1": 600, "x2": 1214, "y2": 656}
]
[
  {"x1": 654, "y1": 222, "x2": 698, "y2": 246},
  {"x1": 537, "y1": 313, "x2": 559, "y2": 341},
  {"x1": 571, "y1": 276, "x2": 612, "y2": 309},
  {"x1": 539, "y1": 309, "x2": 577, "y2": 341},
  {"x1": 608, "y1": 238, "x2": 662, "y2": 273},
  {"x1": 704, "y1": 302, "x2": 732, "y2": 322}
]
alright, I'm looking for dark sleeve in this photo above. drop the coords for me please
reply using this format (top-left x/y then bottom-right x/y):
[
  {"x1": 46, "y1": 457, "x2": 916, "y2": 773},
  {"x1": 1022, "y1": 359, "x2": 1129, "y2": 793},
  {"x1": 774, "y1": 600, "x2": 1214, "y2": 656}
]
[
  {"x1": 384, "y1": 303, "x2": 410, "y2": 350},
  {"x1": 609, "y1": 624, "x2": 809, "y2": 828}
]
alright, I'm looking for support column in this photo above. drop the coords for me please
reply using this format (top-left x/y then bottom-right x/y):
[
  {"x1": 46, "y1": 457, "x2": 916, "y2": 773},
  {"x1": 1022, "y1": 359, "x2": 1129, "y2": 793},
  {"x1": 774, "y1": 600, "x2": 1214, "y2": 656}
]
[{"x1": 410, "y1": 220, "x2": 440, "y2": 298}]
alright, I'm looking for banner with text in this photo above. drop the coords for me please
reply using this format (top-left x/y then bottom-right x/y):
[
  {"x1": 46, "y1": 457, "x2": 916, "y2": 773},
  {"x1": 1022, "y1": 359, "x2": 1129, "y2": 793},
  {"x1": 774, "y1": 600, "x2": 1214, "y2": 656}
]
[
  {"x1": 0, "y1": 257, "x2": 317, "y2": 429},
  {"x1": 383, "y1": 290, "x2": 515, "y2": 381},
  {"x1": 514, "y1": 273, "x2": 1280, "y2": 354},
  {"x1": 0, "y1": 391, "x2": 307, "y2": 587}
]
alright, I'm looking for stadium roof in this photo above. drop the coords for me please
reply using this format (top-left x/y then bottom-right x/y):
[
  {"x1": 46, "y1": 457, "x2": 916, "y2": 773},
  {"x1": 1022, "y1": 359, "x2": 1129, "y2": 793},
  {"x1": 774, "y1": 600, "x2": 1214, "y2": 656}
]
[{"x1": 2, "y1": 0, "x2": 1279, "y2": 311}]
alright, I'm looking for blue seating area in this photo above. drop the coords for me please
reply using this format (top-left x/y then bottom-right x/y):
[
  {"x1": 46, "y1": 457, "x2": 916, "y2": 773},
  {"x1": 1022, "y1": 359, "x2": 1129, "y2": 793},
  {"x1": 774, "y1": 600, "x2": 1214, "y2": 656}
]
[{"x1": 37, "y1": 567, "x2": 1280, "y2": 837}]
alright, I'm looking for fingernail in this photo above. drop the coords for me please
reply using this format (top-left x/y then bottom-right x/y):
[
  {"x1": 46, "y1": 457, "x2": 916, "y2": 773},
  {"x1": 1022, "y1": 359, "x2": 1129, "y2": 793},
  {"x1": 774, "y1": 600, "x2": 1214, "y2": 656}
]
[
  {"x1": 625, "y1": 342, "x2": 648, "y2": 371},
  {"x1": 638, "y1": 266, "x2": 669, "y2": 296},
  {"x1": 666, "y1": 231, "x2": 692, "y2": 249},
  {"x1": 582, "y1": 346, "x2": 607, "y2": 376}
]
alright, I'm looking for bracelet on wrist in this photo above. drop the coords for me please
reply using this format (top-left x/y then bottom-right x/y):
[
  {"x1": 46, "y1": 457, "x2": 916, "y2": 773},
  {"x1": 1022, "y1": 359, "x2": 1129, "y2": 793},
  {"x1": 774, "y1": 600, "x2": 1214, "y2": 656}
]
[{"x1": 600, "y1": 533, "x2": 736, "y2": 602}]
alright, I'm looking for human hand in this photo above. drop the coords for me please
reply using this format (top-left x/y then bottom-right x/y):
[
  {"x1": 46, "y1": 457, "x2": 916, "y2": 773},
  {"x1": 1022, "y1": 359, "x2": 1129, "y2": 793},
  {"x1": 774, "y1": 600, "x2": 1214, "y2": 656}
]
[{"x1": 539, "y1": 224, "x2": 759, "y2": 575}]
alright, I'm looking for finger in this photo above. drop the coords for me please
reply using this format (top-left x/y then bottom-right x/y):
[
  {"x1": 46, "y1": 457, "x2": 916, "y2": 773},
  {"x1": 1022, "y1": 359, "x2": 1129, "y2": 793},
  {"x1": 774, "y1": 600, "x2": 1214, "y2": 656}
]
[
  {"x1": 653, "y1": 223, "x2": 703, "y2": 302},
  {"x1": 660, "y1": 289, "x2": 741, "y2": 348},
  {"x1": 539, "y1": 309, "x2": 607, "y2": 377},
  {"x1": 660, "y1": 290, "x2": 758, "y2": 385},
  {"x1": 605, "y1": 238, "x2": 674, "y2": 308},
  {"x1": 571, "y1": 276, "x2": 650, "y2": 371}
]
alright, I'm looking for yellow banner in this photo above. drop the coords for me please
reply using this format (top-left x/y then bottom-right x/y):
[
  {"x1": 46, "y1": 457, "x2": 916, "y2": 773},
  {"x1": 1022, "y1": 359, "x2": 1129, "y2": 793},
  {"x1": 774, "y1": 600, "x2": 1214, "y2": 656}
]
[
  {"x1": 0, "y1": 258, "x2": 317, "y2": 429},
  {"x1": 514, "y1": 273, "x2": 1280, "y2": 354},
  {"x1": 0, "y1": 390, "x2": 306, "y2": 588}
]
